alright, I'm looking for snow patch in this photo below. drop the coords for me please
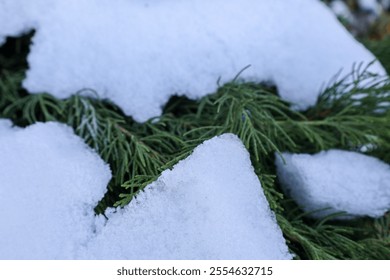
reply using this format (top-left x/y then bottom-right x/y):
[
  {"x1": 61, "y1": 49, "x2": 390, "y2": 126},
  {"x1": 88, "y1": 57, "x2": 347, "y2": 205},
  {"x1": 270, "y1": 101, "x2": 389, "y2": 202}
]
[
  {"x1": 0, "y1": 126, "x2": 290, "y2": 259},
  {"x1": 275, "y1": 150, "x2": 390, "y2": 219},
  {"x1": 0, "y1": 0, "x2": 386, "y2": 122},
  {"x1": 0, "y1": 121, "x2": 111, "y2": 259},
  {"x1": 81, "y1": 134, "x2": 292, "y2": 259}
]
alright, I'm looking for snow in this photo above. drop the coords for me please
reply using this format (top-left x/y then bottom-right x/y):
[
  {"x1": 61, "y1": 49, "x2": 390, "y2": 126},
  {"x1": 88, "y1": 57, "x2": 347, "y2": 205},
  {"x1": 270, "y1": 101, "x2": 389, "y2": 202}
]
[
  {"x1": 0, "y1": 0, "x2": 386, "y2": 122},
  {"x1": 81, "y1": 134, "x2": 292, "y2": 259},
  {"x1": 275, "y1": 150, "x2": 390, "y2": 219},
  {"x1": 0, "y1": 126, "x2": 290, "y2": 259},
  {"x1": 0, "y1": 0, "x2": 56, "y2": 45},
  {"x1": 0, "y1": 119, "x2": 14, "y2": 131},
  {"x1": 0, "y1": 121, "x2": 111, "y2": 259}
]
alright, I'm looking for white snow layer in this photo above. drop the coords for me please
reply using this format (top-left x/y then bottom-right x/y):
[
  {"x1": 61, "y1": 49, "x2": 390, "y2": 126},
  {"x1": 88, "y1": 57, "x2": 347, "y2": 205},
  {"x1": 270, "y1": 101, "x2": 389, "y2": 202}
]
[
  {"x1": 0, "y1": 0, "x2": 56, "y2": 45},
  {"x1": 0, "y1": 126, "x2": 290, "y2": 259},
  {"x1": 275, "y1": 150, "x2": 390, "y2": 219},
  {"x1": 81, "y1": 134, "x2": 292, "y2": 259},
  {"x1": 0, "y1": 121, "x2": 111, "y2": 259},
  {"x1": 0, "y1": 0, "x2": 386, "y2": 122}
]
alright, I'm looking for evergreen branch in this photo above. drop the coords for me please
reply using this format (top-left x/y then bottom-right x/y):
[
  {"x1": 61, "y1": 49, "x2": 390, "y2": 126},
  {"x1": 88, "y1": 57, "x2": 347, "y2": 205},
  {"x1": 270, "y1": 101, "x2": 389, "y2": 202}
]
[{"x1": 1, "y1": 33, "x2": 390, "y2": 260}]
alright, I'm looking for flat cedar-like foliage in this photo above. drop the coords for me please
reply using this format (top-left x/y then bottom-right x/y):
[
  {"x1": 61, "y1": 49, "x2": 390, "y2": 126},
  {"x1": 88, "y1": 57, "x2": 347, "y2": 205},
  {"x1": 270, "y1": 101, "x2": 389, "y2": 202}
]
[{"x1": 1, "y1": 32, "x2": 390, "y2": 259}]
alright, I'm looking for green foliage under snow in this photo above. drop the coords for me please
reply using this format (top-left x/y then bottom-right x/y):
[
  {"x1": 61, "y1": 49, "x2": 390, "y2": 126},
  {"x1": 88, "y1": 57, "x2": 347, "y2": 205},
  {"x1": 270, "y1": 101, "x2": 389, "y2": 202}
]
[{"x1": 0, "y1": 33, "x2": 390, "y2": 259}]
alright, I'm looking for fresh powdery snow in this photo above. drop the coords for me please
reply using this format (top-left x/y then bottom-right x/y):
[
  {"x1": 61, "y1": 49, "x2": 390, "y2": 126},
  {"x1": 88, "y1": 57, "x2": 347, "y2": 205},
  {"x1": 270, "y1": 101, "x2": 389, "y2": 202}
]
[
  {"x1": 0, "y1": 126, "x2": 291, "y2": 259},
  {"x1": 0, "y1": 121, "x2": 111, "y2": 259},
  {"x1": 0, "y1": 0, "x2": 59, "y2": 45},
  {"x1": 80, "y1": 134, "x2": 292, "y2": 259},
  {"x1": 0, "y1": 0, "x2": 386, "y2": 122},
  {"x1": 275, "y1": 150, "x2": 390, "y2": 219}
]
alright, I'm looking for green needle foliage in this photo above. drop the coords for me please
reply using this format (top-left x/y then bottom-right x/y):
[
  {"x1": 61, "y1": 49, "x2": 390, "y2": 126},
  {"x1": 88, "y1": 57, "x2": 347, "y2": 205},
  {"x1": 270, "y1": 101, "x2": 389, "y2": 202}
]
[{"x1": 1, "y1": 33, "x2": 390, "y2": 259}]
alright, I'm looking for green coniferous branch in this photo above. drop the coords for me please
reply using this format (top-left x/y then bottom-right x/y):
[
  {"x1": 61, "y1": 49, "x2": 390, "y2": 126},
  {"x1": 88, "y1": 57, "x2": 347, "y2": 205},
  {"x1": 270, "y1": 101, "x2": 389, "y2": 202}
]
[{"x1": 1, "y1": 34, "x2": 390, "y2": 259}]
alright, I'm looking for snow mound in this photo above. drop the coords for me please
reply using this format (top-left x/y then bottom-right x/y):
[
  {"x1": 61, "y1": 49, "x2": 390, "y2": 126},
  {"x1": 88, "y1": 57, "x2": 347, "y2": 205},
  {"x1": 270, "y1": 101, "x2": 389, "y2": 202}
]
[
  {"x1": 0, "y1": 121, "x2": 111, "y2": 259},
  {"x1": 275, "y1": 150, "x2": 390, "y2": 219},
  {"x1": 81, "y1": 134, "x2": 292, "y2": 259},
  {"x1": 0, "y1": 0, "x2": 57, "y2": 45},
  {"x1": 0, "y1": 125, "x2": 290, "y2": 259},
  {"x1": 0, "y1": 0, "x2": 386, "y2": 122}
]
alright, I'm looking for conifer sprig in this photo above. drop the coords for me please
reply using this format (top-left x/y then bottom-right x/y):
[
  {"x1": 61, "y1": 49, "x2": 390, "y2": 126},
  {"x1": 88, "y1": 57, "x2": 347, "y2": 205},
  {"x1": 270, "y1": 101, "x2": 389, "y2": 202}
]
[{"x1": 1, "y1": 34, "x2": 389, "y2": 259}]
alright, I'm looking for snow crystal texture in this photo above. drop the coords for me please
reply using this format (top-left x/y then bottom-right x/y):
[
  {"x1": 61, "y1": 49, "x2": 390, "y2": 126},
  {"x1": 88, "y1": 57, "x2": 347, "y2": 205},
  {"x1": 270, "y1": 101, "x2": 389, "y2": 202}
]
[
  {"x1": 0, "y1": 121, "x2": 111, "y2": 259},
  {"x1": 81, "y1": 134, "x2": 292, "y2": 259},
  {"x1": 0, "y1": 0, "x2": 386, "y2": 122},
  {"x1": 275, "y1": 150, "x2": 390, "y2": 219},
  {"x1": 0, "y1": 126, "x2": 290, "y2": 259}
]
